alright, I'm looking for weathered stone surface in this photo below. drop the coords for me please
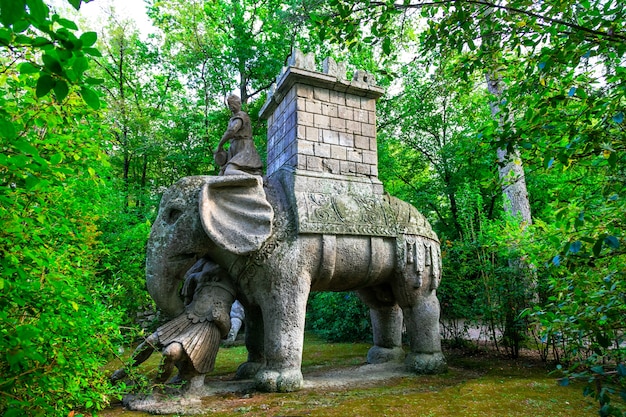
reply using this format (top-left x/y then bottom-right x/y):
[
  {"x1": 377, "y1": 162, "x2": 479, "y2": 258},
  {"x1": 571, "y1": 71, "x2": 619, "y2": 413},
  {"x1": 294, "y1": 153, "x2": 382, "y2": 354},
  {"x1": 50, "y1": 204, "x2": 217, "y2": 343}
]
[
  {"x1": 141, "y1": 49, "x2": 446, "y2": 401},
  {"x1": 260, "y1": 50, "x2": 384, "y2": 179},
  {"x1": 145, "y1": 173, "x2": 446, "y2": 393},
  {"x1": 199, "y1": 175, "x2": 274, "y2": 255},
  {"x1": 215, "y1": 95, "x2": 263, "y2": 176}
]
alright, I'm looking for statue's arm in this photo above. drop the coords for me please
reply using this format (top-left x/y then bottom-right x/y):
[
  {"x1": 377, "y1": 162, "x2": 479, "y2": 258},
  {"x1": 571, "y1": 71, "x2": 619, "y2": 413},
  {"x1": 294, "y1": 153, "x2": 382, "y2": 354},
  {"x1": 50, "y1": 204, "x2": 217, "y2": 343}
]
[{"x1": 217, "y1": 117, "x2": 243, "y2": 151}]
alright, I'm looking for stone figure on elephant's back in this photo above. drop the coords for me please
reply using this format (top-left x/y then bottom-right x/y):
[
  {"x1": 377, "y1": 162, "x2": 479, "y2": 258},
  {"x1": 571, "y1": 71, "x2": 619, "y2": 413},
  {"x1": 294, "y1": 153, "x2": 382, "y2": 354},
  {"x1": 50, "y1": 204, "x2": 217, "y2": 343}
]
[{"x1": 146, "y1": 170, "x2": 447, "y2": 393}]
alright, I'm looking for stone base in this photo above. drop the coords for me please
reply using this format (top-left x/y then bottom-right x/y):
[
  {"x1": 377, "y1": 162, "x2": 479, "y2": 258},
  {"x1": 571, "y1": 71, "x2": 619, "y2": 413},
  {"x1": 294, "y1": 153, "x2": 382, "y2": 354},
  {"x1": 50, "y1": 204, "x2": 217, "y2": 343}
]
[
  {"x1": 405, "y1": 352, "x2": 447, "y2": 374},
  {"x1": 366, "y1": 346, "x2": 405, "y2": 364},
  {"x1": 122, "y1": 361, "x2": 413, "y2": 415}
]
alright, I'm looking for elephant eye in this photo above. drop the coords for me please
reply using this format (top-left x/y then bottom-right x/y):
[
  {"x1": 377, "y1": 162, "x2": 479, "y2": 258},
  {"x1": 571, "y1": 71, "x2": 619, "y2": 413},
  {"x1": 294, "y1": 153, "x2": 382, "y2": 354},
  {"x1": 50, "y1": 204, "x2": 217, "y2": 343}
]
[{"x1": 164, "y1": 208, "x2": 183, "y2": 224}]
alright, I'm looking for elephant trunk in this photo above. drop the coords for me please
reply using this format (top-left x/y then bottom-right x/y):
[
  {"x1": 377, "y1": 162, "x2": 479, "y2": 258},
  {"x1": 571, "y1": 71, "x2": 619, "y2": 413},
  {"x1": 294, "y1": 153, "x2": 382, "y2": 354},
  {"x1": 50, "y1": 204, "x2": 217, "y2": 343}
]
[{"x1": 146, "y1": 244, "x2": 198, "y2": 318}]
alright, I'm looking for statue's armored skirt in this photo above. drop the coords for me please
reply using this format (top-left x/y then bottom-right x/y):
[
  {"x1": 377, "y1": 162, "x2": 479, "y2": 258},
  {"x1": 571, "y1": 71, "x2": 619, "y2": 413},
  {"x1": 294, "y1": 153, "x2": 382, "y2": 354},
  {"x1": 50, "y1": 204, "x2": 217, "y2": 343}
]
[{"x1": 156, "y1": 314, "x2": 221, "y2": 374}]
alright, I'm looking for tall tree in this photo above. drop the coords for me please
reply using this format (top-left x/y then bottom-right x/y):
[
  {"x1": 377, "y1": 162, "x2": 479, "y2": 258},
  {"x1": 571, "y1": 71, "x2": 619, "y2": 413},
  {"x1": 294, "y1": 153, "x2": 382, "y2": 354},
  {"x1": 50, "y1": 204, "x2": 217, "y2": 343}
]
[
  {"x1": 313, "y1": 0, "x2": 625, "y2": 408},
  {"x1": 378, "y1": 58, "x2": 494, "y2": 237},
  {"x1": 146, "y1": 0, "x2": 309, "y2": 107}
]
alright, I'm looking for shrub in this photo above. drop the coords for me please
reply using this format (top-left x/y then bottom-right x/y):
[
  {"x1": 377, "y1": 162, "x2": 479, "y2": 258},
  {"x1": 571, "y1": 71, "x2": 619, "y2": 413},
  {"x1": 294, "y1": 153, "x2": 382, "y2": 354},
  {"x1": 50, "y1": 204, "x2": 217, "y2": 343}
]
[{"x1": 306, "y1": 292, "x2": 372, "y2": 343}]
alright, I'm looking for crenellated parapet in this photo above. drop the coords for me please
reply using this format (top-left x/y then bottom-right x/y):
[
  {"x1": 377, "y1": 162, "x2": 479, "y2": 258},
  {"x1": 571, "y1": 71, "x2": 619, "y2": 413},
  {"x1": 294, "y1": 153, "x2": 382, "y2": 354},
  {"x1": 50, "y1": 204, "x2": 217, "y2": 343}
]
[{"x1": 260, "y1": 49, "x2": 384, "y2": 184}]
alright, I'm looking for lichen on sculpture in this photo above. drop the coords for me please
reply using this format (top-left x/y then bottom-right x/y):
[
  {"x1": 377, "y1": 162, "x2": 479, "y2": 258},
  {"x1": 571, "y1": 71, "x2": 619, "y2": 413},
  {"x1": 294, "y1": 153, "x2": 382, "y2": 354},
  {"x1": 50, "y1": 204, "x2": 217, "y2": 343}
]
[{"x1": 145, "y1": 172, "x2": 446, "y2": 393}]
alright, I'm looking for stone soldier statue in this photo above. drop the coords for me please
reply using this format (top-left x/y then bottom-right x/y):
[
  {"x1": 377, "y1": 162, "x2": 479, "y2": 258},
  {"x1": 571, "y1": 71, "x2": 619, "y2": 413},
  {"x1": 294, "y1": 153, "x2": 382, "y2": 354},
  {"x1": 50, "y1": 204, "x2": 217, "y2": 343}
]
[
  {"x1": 214, "y1": 95, "x2": 263, "y2": 176},
  {"x1": 111, "y1": 258, "x2": 235, "y2": 390}
]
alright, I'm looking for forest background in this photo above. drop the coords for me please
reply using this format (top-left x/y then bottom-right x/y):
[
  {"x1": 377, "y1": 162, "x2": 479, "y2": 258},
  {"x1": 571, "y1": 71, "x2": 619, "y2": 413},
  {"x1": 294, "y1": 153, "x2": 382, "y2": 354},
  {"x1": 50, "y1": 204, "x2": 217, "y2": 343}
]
[{"x1": 0, "y1": 0, "x2": 624, "y2": 415}]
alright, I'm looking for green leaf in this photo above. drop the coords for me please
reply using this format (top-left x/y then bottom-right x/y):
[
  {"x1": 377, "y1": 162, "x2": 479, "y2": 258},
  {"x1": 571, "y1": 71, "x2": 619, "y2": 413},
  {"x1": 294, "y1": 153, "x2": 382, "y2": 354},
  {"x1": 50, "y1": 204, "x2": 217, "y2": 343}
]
[
  {"x1": 84, "y1": 47, "x2": 102, "y2": 57},
  {"x1": 14, "y1": 139, "x2": 39, "y2": 156},
  {"x1": 85, "y1": 77, "x2": 104, "y2": 85},
  {"x1": 67, "y1": 0, "x2": 82, "y2": 10},
  {"x1": 591, "y1": 365, "x2": 605, "y2": 375},
  {"x1": 54, "y1": 79, "x2": 69, "y2": 102},
  {"x1": 13, "y1": 18, "x2": 29, "y2": 33},
  {"x1": 603, "y1": 235, "x2": 619, "y2": 250},
  {"x1": 72, "y1": 56, "x2": 89, "y2": 77},
  {"x1": 36, "y1": 73, "x2": 56, "y2": 98},
  {"x1": 592, "y1": 238, "x2": 604, "y2": 257},
  {"x1": 42, "y1": 53, "x2": 63, "y2": 75},
  {"x1": 0, "y1": 116, "x2": 16, "y2": 139},
  {"x1": 49, "y1": 153, "x2": 63, "y2": 164},
  {"x1": 382, "y1": 37, "x2": 392, "y2": 55},
  {"x1": 0, "y1": 0, "x2": 26, "y2": 26},
  {"x1": 80, "y1": 86, "x2": 100, "y2": 110},
  {"x1": 25, "y1": 0, "x2": 49, "y2": 23},
  {"x1": 568, "y1": 240, "x2": 582, "y2": 254},
  {"x1": 79, "y1": 31, "x2": 97, "y2": 47},
  {"x1": 55, "y1": 17, "x2": 78, "y2": 30},
  {"x1": 18, "y1": 61, "x2": 39, "y2": 74}
]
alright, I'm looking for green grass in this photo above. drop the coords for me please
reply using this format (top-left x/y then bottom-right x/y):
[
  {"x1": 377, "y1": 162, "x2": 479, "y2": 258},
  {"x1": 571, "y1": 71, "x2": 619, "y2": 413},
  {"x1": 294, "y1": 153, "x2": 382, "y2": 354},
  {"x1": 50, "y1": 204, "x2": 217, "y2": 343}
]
[{"x1": 101, "y1": 334, "x2": 598, "y2": 417}]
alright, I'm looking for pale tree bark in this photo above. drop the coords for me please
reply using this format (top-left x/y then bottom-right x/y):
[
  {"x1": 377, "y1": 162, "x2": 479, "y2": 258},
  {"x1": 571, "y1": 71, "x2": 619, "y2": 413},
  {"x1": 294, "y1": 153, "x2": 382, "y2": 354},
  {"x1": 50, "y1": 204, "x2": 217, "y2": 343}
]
[
  {"x1": 485, "y1": 73, "x2": 532, "y2": 225},
  {"x1": 485, "y1": 72, "x2": 536, "y2": 357}
]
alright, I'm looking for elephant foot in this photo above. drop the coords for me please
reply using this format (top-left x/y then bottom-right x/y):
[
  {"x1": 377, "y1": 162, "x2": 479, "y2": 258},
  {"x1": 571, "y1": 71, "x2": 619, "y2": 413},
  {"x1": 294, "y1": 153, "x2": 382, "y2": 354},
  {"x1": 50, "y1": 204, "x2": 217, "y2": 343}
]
[
  {"x1": 255, "y1": 368, "x2": 303, "y2": 392},
  {"x1": 405, "y1": 352, "x2": 447, "y2": 374},
  {"x1": 235, "y1": 361, "x2": 263, "y2": 380},
  {"x1": 367, "y1": 346, "x2": 405, "y2": 364}
]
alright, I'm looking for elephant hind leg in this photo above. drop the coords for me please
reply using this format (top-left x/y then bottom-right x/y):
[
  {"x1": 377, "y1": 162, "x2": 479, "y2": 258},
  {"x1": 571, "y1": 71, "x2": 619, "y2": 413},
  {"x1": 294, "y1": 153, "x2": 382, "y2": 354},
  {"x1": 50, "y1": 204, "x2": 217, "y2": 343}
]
[
  {"x1": 357, "y1": 287, "x2": 405, "y2": 364},
  {"x1": 401, "y1": 293, "x2": 447, "y2": 374}
]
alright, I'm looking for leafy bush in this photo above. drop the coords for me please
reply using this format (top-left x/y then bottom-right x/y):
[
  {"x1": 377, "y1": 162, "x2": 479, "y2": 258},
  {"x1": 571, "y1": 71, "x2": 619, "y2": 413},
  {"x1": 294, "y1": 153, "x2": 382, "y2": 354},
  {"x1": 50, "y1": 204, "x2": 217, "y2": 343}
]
[
  {"x1": 96, "y1": 190, "x2": 153, "y2": 327},
  {"x1": 306, "y1": 292, "x2": 372, "y2": 343},
  {"x1": 0, "y1": 175, "x2": 126, "y2": 415},
  {"x1": 0, "y1": 9, "x2": 124, "y2": 410},
  {"x1": 524, "y1": 224, "x2": 626, "y2": 416}
]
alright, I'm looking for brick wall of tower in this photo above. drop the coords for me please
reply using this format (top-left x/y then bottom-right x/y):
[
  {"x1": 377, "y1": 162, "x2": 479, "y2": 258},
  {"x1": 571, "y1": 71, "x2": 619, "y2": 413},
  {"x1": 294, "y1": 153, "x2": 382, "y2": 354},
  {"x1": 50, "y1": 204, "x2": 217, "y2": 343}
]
[{"x1": 260, "y1": 54, "x2": 384, "y2": 179}]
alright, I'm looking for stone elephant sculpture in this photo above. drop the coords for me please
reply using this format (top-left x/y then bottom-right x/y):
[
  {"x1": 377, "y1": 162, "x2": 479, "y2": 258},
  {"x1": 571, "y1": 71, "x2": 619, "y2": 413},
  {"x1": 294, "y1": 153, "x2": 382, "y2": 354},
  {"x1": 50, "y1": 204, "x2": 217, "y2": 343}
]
[{"x1": 146, "y1": 172, "x2": 446, "y2": 392}]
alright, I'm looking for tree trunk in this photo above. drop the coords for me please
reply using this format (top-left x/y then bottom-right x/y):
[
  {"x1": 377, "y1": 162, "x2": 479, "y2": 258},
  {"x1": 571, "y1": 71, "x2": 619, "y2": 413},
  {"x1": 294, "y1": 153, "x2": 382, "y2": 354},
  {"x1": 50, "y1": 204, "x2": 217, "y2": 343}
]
[
  {"x1": 485, "y1": 73, "x2": 532, "y2": 224},
  {"x1": 485, "y1": 72, "x2": 535, "y2": 358}
]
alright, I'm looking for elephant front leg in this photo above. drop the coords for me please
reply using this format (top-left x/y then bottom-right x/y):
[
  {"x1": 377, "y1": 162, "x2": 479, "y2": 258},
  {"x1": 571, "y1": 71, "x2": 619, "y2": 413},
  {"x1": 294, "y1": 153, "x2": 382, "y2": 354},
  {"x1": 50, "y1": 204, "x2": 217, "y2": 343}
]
[
  {"x1": 403, "y1": 291, "x2": 447, "y2": 374},
  {"x1": 255, "y1": 281, "x2": 309, "y2": 392},
  {"x1": 236, "y1": 304, "x2": 265, "y2": 380}
]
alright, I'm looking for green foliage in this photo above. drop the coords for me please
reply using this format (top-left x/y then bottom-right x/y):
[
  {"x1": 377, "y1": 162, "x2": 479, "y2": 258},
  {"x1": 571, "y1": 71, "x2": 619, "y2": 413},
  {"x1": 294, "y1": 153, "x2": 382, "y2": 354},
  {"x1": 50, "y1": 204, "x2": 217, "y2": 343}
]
[
  {"x1": 0, "y1": 77, "x2": 123, "y2": 416},
  {"x1": 147, "y1": 0, "x2": 306, "y2": 103},
  {"x1": 314, "y1": 1, "x2": 625, "y2": 412},
  {"x1": 0, "y1": 0, "x2": 101, "y2": 115},
  {"x1": 96, "y1": 188, "x2": 153, "y2": 325},
  {"x1": 306, "y1": 292, "x2": 372, "y2": 343},
  {"x1": 0, "y1": 2, "x2": 129, "y2": 414},
  {"x1": 376, "y1": 57, "x2": 496, "y2": 236}
]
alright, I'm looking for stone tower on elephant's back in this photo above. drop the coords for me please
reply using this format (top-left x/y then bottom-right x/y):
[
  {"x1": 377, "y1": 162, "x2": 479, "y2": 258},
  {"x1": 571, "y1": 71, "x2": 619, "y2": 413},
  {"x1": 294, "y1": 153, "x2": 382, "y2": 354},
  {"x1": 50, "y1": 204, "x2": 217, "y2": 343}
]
[
  {"x1": 260, "y1": 50, "x2": 385, "y2": 195},
  {"x1": 259, "y1": 50, "x2": 435, "y2": 240}
]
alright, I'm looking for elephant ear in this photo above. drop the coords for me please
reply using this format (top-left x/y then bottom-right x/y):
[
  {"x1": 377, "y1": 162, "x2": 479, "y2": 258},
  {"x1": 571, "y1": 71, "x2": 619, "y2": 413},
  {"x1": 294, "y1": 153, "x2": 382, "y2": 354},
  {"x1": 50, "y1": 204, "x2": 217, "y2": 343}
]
[{"x1": 199, "y1": 175, "x2": 274, "y2": 255}]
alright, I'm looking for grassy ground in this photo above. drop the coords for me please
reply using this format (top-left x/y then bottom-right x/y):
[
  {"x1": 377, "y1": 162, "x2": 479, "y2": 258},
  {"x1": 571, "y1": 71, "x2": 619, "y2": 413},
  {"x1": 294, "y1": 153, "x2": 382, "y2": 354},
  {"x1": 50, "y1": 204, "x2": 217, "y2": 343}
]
[{"x1": 101, "y1": 334, "x2": 598, "y2": 417}]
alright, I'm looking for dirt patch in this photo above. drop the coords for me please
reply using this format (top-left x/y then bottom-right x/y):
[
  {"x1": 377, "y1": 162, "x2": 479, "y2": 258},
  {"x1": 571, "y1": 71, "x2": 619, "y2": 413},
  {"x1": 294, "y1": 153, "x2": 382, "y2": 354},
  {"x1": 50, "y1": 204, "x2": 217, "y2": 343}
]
[{"x1": 122, "y1": 361, "x2": 414, "y2": 415}]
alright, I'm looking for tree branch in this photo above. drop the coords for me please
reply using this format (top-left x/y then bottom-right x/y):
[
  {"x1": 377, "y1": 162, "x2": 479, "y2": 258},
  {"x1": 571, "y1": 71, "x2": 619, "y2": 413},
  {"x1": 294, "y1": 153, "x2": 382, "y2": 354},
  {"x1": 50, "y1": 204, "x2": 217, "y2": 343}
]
[{"x1": 362, "y1": 0, "x2": 626, "y2": 42}]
